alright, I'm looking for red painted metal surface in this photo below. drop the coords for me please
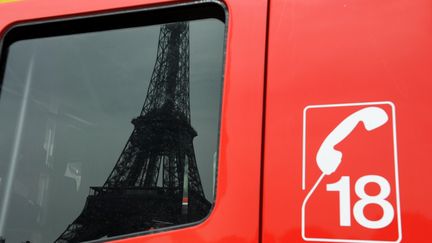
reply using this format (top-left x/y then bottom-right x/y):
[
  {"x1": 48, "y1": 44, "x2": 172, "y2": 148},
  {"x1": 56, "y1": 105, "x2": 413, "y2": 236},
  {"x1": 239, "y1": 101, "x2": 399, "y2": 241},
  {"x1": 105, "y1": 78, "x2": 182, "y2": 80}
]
[
  {"x1": 3, "y1": 0, "x2": 432, "y2": 242},
  {"x1": 263, "y1": 0, "x2": 432, "y2": 242},
  {"x1": 0, "y1": 0, "x2": 267, "y2": 243}
]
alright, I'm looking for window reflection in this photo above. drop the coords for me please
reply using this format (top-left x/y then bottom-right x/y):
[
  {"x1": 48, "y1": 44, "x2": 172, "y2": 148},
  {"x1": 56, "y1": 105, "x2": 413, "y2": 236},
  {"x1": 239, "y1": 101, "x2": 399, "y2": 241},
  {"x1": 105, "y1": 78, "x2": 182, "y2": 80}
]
[{"x1": 0, "y1": 18, "x2": 224, "y2": 243}]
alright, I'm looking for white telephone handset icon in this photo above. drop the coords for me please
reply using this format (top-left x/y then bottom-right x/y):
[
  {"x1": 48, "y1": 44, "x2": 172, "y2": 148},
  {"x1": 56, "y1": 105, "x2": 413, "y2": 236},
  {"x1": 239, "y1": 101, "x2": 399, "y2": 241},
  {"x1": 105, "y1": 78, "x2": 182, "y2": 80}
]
[{"x1": 316, "y1": 107, "x2": 388, "y2": 175}]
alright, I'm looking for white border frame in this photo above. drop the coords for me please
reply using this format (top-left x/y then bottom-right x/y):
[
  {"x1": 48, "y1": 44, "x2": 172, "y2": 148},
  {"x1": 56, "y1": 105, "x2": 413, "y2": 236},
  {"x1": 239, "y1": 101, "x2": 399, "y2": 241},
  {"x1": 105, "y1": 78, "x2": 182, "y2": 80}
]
[{"x1": 301, "y1": 101, "x2": 402, "y2": 243}]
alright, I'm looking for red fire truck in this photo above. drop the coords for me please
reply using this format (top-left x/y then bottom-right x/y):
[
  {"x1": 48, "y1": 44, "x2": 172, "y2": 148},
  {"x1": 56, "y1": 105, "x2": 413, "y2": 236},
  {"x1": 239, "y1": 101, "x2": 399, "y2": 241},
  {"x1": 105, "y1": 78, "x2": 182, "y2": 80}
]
[{"x1": 0, "y1": 0, "x2": 430, "y2": 242}]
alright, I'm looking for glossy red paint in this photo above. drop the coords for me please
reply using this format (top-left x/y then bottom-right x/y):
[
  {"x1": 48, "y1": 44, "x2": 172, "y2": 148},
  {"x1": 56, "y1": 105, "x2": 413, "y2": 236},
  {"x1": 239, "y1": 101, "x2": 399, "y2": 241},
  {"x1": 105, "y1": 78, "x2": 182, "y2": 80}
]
[
  {"x1": 263, "y1": 0, "x2": 432, "y2": 242},
  {"x1": 3, "y1": 0, "x2": 432, "y2": 242},
  {"x1": 0, "y1": 0, "x2": 267, "y2": 243}
]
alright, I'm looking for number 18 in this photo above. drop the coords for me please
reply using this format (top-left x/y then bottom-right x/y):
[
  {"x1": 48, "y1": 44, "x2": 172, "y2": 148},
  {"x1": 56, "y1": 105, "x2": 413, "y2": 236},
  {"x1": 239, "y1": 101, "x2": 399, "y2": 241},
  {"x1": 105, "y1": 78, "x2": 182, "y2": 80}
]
[{"x1": 326, "y1": 175, "x2": 395, "y2": 229}]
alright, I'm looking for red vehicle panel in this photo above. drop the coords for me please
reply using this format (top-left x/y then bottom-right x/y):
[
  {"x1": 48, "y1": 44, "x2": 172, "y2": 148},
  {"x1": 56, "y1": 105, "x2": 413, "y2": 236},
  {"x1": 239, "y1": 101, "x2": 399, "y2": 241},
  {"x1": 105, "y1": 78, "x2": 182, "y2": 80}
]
[
  {"x1": 0, "y1": 1, "x2": 267, "y2": 243},
  {"x1": 263, "y1": 0, "x2": 432, "y2": 242},
  {"x1": 1, "y1": 0, "x2": 432, "y2": 242}
]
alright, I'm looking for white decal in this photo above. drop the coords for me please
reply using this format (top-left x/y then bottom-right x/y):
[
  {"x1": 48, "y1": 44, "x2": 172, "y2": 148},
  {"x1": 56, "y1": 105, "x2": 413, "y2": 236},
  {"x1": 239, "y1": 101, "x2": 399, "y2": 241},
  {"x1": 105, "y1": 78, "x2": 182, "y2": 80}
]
[{"x1": 301, "y1": 101, "x2": 402, "y2": 243}]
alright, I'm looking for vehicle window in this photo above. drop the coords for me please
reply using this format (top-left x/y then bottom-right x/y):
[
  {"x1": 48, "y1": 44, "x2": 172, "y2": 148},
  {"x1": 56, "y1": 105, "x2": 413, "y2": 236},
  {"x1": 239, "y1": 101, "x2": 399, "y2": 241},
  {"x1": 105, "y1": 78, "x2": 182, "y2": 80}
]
[{"x1": 0, "y1": 6, "x2": 225, "y2": 243}]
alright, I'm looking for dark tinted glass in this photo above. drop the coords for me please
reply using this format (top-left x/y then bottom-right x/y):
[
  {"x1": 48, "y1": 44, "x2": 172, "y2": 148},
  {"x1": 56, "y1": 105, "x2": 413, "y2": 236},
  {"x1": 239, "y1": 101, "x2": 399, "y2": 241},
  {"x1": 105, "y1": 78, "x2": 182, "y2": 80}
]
[{"x1": 0, "y1": 14, "x2": 224, "y2": 243}]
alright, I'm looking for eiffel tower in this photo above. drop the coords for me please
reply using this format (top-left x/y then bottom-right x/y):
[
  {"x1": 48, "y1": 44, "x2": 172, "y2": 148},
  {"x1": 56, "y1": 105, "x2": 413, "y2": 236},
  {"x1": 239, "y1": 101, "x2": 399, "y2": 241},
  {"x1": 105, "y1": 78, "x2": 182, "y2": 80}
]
[{"x1": 55, "y1": 22, "x2": 211, "y2": 242}]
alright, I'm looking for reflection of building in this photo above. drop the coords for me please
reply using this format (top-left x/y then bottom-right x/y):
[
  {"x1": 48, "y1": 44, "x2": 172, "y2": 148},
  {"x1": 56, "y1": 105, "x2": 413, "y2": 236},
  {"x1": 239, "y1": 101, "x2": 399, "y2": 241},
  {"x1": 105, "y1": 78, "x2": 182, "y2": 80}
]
[{"x1": 56, "y1": 22, "x2": 210, "y2": 242}]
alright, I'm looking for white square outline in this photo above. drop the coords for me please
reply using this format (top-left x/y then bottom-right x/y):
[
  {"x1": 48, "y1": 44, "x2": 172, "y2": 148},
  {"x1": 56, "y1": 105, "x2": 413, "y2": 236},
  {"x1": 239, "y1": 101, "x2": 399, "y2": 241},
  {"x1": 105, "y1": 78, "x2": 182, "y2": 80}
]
[{"x1": 301, "y1": 101, "x2": 402, "y2": 243}]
